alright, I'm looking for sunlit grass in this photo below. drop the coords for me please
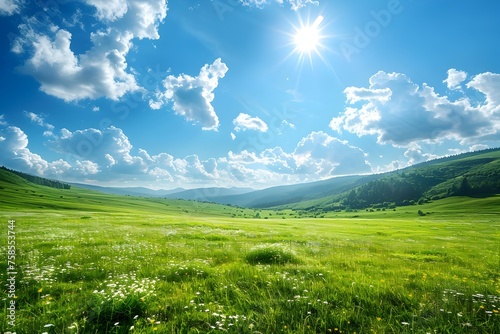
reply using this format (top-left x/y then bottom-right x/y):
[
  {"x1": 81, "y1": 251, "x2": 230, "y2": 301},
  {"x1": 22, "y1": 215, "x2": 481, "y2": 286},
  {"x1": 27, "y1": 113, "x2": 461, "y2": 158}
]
[{"x1": 1, "y1": 200, "x2": 499, "y2": 333}]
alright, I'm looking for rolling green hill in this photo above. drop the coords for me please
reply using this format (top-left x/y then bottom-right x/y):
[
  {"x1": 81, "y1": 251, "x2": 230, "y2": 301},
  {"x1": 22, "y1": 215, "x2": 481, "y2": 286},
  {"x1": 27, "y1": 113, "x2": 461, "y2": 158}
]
[
  {"x1": 1, "y1": 166, "x2": 71, "y2": 189},
  {"x1": 276, "y1": 148, "x2": 500, "y2": 211},
  {"x1": 0, "y1": 167, "x2": 266, "y2": 219},
  {"x1": 211, "y1": 174, "x2": 371, "y2": 208}
]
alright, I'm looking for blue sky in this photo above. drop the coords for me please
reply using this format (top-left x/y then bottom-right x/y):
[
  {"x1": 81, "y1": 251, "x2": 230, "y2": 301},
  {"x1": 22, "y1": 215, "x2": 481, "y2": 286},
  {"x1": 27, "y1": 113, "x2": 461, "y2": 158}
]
[{"x1": 1, "y1": 0, "x2": 500, "y2": 189}]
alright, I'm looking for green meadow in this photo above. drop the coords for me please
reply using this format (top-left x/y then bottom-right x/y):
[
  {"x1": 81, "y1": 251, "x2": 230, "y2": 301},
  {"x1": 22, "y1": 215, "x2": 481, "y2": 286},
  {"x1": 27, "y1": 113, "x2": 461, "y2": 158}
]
[{"x1": 1, "y1": 177, "x2": 500, "y2": 333}]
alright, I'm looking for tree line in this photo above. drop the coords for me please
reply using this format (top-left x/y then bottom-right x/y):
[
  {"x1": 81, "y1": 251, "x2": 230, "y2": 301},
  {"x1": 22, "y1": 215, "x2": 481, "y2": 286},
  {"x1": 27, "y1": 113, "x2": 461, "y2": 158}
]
[{"x1": 1, "y1": 166, "x2": 71, "y2": 190}]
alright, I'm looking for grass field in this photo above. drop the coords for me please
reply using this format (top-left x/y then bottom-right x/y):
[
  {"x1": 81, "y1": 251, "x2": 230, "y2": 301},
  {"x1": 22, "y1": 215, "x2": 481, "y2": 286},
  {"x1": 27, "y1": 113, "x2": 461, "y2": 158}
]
[{"x1": 1, "y1": 182, "x2": 500, "y2": 333}]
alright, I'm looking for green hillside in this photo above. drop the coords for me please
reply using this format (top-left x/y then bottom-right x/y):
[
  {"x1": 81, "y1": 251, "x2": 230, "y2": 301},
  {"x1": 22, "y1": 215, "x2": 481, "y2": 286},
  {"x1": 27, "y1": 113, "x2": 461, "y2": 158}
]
[
  {"x1": 212, "y1": 174, "x2": 369, "y2": 208},
  {"x1": 0, "y1": 167, "x2": 270, "y2": 219},
  {"x1": 1, "y1": 166, "x2": 71, "y2": 189},
  {"x1": 277, "y1": 148, "x2": 500, "y2": 211}
]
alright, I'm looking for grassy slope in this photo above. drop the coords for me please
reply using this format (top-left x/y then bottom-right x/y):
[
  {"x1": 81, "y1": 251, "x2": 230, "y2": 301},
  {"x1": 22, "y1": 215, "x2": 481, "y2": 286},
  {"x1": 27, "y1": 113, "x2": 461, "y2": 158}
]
[
  {"x1": 1, "y1": 203, "x2": 499, "y2": 333},
  {"x1": 0, "y1": 168, "x2": 275, "y2": 219},
  {"x1": 278, "y1": 148, "x2": 500, "y2": 210},
  {"x1": 210, "y1": 174, "x2": 367, "y2": 208},
  {"x1": 1, "y1": 167, "x2": 500, "y2": 333}
]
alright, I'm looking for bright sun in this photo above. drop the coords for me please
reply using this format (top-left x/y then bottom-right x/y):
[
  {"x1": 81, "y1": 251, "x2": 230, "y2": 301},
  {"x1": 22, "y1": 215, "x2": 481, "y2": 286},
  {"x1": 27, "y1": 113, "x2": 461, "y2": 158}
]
[{"x1": 293, "y1": 15, "x2": 324, "y2": 54}]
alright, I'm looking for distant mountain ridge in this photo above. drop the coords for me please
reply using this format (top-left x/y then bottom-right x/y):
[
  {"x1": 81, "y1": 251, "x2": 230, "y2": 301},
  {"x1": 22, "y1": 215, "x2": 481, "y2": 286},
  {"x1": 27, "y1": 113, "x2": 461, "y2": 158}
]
[
  {"x1": 68, "y1": 183, "x2": 184, "y2": 197},
  {"x1": 207, "y1": 174, "x2": 373, "y2": 208},
  {"x1": 69, "y1": 183, "x2": 255, "y2": 200},
  {"x1": 163, "y1": 187, "x2": 255, "y2": 201}
]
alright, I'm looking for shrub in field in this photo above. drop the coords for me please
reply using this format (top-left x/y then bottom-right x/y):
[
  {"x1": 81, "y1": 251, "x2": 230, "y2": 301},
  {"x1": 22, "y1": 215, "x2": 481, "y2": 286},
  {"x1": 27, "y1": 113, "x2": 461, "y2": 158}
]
[{"x1": 245, "y1": 246, "x2": 299, "y2": 265}]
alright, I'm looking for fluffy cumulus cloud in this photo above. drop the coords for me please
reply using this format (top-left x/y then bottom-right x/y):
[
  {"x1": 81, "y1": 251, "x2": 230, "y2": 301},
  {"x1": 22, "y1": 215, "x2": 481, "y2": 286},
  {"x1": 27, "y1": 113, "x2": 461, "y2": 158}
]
[
  {"x1": 466, "y1": 72, "x2": 500, "y2": 115},
  {"x1": 0, "y1": 124, "x2": 150, "y2": 181},
  {"x1": 150, "y1": 58, "x2": 228, "y2": 130},
  {"x1": 240, "y1": 0, "x2": 319, "y2": 10},
  {"x1": 403, "y1": 144, "x2": 439, "y2": 166},
  {"x1": 233, "y1": 113, "x2": 268, "y2": 132},
  {"x1": 0, "y1": 126, "x2": 52, "y2": 176},
  {"x1": 84, "y1": 0, "x2": 129, "y2": 22},
  {"x1": 443, "y1": 68, "x2": 467, "y2": 90},
  {"x1": 0, "y1": 0, "x2": 22, "y2": 16},
  {"x1": 47, "y1": 126, "x2": 148, "y2": 175},
  {"x1": 293, "y1": 131, "x2": 371, "y2": 176},
  {"x1": 11, "y1": 0, "x2": 167, "y2": 101},
  {"x1": 0, "y1": 121, "x2": 373, "y2": 188},
  {"x1": 344, "y1": 87, "x2": 392, "y2": 104},
  {"x1": 225, "y1": 131, "x2": 371, "y2": 184},
  {"x1": 330, "y1": 69, "x2": 500, "y2": 146}
]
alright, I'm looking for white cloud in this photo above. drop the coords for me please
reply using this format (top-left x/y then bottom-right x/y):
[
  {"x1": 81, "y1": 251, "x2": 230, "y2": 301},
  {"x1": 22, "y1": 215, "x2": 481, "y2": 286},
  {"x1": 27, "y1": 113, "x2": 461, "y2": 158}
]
[
  {"x1": 233, "y1": 113, "x2": 268, "y2": 132},
  {"x1": 12, "y1": 0, "x2": 167, "y2": 101},
  {"x1": 47, "y1": 126, "x2": 148, "y2": 175},
  {"x1": 330, "y1": 69, "x2": 500, "y2": 146},
  {"x1": 344, "y1": 87, "x2": 392, "y2": 104},
  {"x1": 281, "y1": 120, "x2": 295, "y2": 129},
  {"x1": 151, "y1": 58, "x2": 228, "y2": 131},
  {"x1": 0, "y1": 121, "x2": 419, "y2": 188},
  {"x1": 46, "y1": 159, "x2": 72, "y2": 176},
  {"x1": 275, "y1": 119, "x2": 295, "y2": 135},
  {"x1": 183, "y1": 155, "x2": 219, "y2": 180},
  {"x1": 443, "y1": 68, "x2": 467, "y2": 90},
  {"x1": 0, "y1": 0, "x2": 22, "y2": 16},
  {"x1": 0, "y1": 115, "x2": 7, "y2": 126},
  {"x1": 230, "y1": 132, "x2": 236, "y2": 140},
  {"x1": 148, "y1": 167, "x2": 173, "y2": 181},
  {"x1": 16, "y1": 25, "x2": 139, "y2": 101},
  {"x1": 293, "y1": 131, "x2": 371, "y2": 176},
  {"x1": 285, "y1": 0, "x2": 319, "y2": 10},
  {"x1": 466, "y1": 72, "x2": 500, "y2": 115},
  {"x1": 241, "y1": 0, "x2": 319, "y2": 10},
  {"x1": 75, "y1": 160, "x2": 100, "y2": 175},
  {"x1": 117, "y1": 0, "x2": 168, "y2": 39},
  {"x1": 84, "y1": 0, "x2": 129, "y2": 22},
  {"x1": 41, "y1": 125, "x2": 371, "y2": 186},
  {"x1": 0, "y1": 126, "x2": 118, "y2": 180},
  {"x1": 0, "y1": 126, "x2": 48, "y2": 175},
  {"x1": 62, "y1": 8, "x2": 84, "y2": 29},
  {"x1": 0, "y1": 126, "x2": 27, "y2": 151},
  {"x1": 403, "y1": 144, "x2": 438, "y2": 165},
  {"x1": 226, "y1": 131, "x2": 371, "y2": 183},
  {"x1": 469, "y1": 144, "x2": 488, "y2": 152},
  {"x1": 24, "y1": 111, "x2": 54, "y2": 132},
  {"x1": 240, "y1": 0, "x2": 268, "y2": 8}
]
